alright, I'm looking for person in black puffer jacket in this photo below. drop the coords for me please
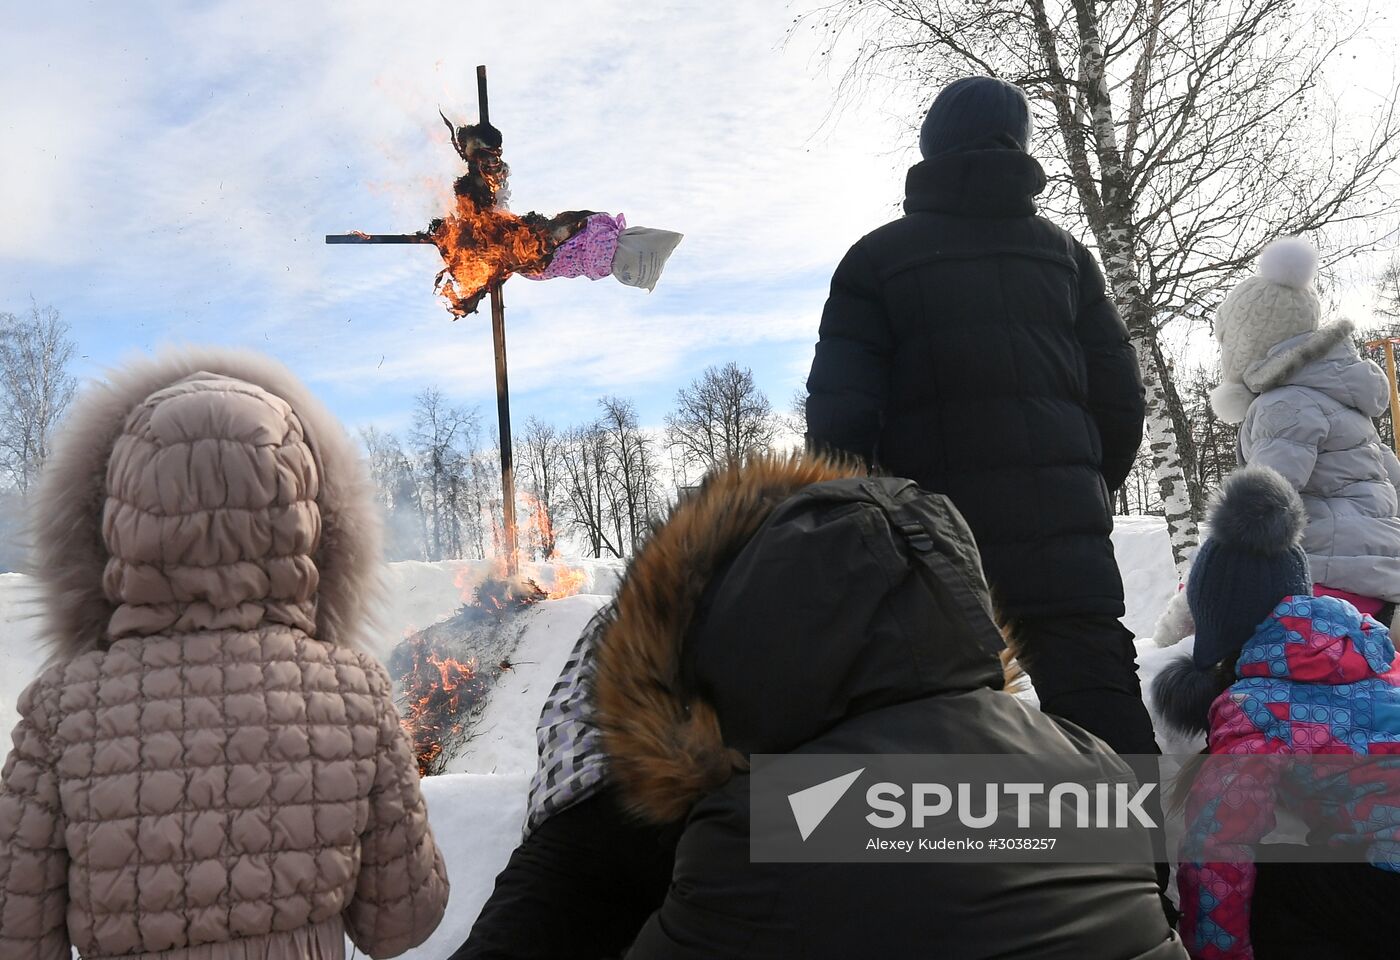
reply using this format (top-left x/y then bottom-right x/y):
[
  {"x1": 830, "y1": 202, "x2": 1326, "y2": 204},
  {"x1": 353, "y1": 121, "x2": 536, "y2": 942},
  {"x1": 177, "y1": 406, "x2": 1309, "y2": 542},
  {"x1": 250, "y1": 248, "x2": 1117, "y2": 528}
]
[
  {"x1": 457, "y1": 454, "x2": 1183, "y2": 960},
  {"x1": 806, "y1": 76, "x2": 1153, "y2": 760}
]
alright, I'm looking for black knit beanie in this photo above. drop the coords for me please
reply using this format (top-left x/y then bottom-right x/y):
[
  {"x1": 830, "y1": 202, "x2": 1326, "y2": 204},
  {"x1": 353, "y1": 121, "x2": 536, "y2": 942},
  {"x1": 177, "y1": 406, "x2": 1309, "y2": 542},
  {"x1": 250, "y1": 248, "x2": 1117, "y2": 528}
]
[{"x1": 919, "y1": 77, "x2": 1032, "y2": 159}]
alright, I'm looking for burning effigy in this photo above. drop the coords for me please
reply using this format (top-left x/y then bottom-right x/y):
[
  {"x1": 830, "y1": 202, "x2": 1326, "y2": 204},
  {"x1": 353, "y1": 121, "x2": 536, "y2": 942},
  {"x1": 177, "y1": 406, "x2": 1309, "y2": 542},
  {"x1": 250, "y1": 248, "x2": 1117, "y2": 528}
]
[
  {"x1": 328, "y1": 65, "x2": 663, "y2": 592},
  {"x1": 329, "y1": 110, "x2": 683, "y2": 318},
  {"x1": 427, "y1": 116, "x2": 593, "y2": 316}
]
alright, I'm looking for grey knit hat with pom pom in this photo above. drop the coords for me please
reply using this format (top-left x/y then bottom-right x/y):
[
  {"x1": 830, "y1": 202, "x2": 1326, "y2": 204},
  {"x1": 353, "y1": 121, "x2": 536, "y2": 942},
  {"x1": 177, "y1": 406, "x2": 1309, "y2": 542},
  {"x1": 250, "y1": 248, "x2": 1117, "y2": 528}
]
[
  {"x1": 1152, "y1": 466, "x2": 1312, "y2": 735},
  {"x1": 1211, "y1": 237, "x2": 1322, "y2": 423}
]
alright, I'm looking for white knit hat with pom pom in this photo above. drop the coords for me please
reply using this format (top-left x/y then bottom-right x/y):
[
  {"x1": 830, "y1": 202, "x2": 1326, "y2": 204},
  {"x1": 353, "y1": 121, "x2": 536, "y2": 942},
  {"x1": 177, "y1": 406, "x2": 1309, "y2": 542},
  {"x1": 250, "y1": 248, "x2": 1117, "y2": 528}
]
[{"x1": 1211, "y1": 237, "x2": 1322, "y2": 423}]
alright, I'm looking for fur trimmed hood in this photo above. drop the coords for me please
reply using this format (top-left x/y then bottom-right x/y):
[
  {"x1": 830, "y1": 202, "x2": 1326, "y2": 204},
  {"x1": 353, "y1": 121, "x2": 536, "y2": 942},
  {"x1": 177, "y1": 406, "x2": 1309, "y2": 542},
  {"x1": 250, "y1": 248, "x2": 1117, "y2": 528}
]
[
  {"x1": 29, "y1": 348, "x2": 383, "y2": 664},
  {"x1": 592, "y1": 454, "x2": 1011, "y2": 823},
  {"x1": 1211, "y1": 320, "x2": 1358, "y2": 423}
]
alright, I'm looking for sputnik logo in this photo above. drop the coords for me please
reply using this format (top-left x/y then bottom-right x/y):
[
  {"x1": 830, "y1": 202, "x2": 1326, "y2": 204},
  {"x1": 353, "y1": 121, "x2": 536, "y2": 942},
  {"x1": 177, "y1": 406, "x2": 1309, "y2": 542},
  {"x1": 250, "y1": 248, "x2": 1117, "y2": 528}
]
[{"x1": 787, "y1": 768, "x2": 865, "y2": 841}]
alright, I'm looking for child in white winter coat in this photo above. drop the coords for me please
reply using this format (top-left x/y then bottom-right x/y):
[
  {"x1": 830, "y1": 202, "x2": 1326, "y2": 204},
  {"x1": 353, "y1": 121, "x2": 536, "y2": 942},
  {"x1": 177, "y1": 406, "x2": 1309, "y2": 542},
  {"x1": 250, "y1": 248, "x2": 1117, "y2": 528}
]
[{"x1": 1157, "y1": 238, "x2": 1400, "y2": 644}]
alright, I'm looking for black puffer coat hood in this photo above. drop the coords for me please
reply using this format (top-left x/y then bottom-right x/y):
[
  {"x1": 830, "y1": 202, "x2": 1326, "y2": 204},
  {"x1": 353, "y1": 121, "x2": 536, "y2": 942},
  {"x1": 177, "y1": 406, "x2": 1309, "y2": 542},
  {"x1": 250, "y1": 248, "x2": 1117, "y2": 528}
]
[
  {"x1": 591, "y1": 454, "x2": 1011, "y2": 822},
  {"x1": 685, "y1": 475, "x2": 1006, "y2": 756}
]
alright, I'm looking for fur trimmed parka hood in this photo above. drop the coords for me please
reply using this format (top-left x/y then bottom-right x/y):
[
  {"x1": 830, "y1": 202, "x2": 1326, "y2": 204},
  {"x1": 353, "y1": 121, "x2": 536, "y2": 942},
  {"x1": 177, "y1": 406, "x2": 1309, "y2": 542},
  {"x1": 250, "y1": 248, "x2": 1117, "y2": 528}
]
[
  {"x1": 591, "y1": 454, "x2": 1013, "y2": 823},
  {"x1": 28, "y1": 347, "x2": 383, "y2": 663},
  {"x1": 0, "y1": 349, "x2": 448, "y2": 960},
  {"x1": 1211, "y1": 320, "x2": 1362, "y2": 424}
]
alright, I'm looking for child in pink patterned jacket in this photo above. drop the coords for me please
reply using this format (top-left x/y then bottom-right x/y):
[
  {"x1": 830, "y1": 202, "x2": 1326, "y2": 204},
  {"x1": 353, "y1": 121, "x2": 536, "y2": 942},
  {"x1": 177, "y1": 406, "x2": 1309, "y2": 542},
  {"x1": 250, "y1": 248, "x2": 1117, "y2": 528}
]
[{"x1": 1153, "y1": 466, "x2": 1400, "y2": 960}]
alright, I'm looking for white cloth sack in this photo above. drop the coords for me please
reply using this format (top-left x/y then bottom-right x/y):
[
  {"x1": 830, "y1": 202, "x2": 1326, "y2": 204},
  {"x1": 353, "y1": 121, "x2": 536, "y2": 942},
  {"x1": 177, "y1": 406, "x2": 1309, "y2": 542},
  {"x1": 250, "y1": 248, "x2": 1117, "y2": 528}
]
[{"x1": 611, "y1": 227, "x2": 683, "y2": 292}]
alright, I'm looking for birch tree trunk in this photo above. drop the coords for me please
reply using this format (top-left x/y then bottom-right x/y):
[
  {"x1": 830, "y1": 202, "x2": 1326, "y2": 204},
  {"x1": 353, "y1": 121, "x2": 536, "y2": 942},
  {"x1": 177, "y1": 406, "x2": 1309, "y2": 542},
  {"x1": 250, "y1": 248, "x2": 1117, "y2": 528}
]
[
  {"x1": 1066, "y1": 0, "x2": 1201, "y2": 575},
  {"x1": 1133, "y1": 333, "x2": 1201, "y2": 569}
]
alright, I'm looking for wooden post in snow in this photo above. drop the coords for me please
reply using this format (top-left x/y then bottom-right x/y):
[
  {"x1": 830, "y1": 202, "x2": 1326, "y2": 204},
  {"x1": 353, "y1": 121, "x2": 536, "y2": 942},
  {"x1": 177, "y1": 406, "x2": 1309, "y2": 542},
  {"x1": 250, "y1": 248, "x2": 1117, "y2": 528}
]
[
  {"x1": 1365, "y1": 338, "x2": 1400, "y2": 457},
  {"x1": 476, "y1": 65, "x2": 519, "y2": 578}
]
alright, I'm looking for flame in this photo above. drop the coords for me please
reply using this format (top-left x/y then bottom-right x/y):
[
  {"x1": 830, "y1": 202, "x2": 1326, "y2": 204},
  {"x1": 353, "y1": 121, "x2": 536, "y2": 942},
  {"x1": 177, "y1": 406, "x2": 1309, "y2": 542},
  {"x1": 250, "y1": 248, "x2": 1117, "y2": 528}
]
[
  {"x1": 396, "y1": 557, "x2": 580, "y2": 775},
  {"x1": 547, "y1": 567, "x2": 587, "y2": 600},
  {"x1": 430, "y1": 651, "x2": 473, "y2": 690},
  {"x1": 519, "y1": 492, "x2": 559, "y2": 561},
  {"x1": 430, "y1": 189, "x2": 556, "y2": 317},
  {"x1": 422, "y1": 119, "x2": 591, "y2": 317},
  {"x1": 395, "y1": 635, "x2": 485, "y2": 776}
]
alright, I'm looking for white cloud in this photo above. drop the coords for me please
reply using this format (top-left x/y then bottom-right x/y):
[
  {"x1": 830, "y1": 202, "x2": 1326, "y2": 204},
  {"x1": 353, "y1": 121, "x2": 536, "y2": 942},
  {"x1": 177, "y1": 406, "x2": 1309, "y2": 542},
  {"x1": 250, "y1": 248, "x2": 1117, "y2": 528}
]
[
  {"x1": 12, "y1": 1, "x2": 1390, "y2": 431},
  {"x1": 1, "y1": 0, "x2": 910, "y2": 425}
]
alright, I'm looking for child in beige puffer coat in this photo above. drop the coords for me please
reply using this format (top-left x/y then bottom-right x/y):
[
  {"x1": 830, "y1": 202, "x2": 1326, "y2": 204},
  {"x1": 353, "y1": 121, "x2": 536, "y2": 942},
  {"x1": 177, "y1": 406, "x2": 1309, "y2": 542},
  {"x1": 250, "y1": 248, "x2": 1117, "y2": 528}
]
[{"x1": 0, "y1": 349, "x2": 449, "y2": 959}]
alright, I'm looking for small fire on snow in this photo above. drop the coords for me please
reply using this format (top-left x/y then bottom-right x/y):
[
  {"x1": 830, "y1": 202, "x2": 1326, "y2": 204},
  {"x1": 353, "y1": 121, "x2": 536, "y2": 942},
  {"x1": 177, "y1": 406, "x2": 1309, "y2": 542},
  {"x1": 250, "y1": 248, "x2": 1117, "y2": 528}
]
[
  {"x1": 397, "y1": 640, "x2": 485, "y2": 777},
  {"x1": 395, "y1": 559, "x2": 588, "y2": 775},
  {"x1": 451, "y1": 554, "x2": 587, "y2": 609},
  {"x1": 548, "y1": 567, "x2": 587, "y2": 600}
]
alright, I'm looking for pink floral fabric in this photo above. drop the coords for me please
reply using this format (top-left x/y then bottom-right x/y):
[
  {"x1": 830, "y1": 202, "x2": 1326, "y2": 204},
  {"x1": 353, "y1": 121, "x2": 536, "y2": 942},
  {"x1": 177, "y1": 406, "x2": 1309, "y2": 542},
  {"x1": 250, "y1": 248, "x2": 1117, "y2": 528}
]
[{"x1": 524, "y1": 213, "x2": 625, "y2": 281}]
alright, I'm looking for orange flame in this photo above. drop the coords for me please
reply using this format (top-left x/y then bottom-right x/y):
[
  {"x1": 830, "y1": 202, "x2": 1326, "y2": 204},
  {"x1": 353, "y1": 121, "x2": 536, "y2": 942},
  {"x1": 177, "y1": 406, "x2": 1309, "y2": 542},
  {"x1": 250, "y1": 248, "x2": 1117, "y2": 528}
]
[
  {"x1": 396, "y1": 635, "x2": 484, "y2": 776},
  {"x1": 519, "y1": 492, "x2": 559, "y2": 561},
  {"x1": 430, "y1": 190, "x2": 556, "y2": 317},
  {"x1": 547, "y1": 567, "x2": 587, "y2": 600}
]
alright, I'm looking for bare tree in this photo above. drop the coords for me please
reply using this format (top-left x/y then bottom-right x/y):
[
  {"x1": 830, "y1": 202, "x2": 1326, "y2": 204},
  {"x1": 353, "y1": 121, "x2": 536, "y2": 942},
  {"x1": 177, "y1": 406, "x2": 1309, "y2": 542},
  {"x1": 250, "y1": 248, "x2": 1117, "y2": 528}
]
[
  {"x1": 598, "y1": 396, "x2": 662, "y2": 554},
  {"x1": 466, "y1": 445, "x2": 498, "y2": 560},
  {"x1": 799, "y1": 0, "x2": 1400, "y2": 572},
  {"x1": 1180, "y1": 364, "x2": 1239, "y2": 497},
  {"x1": 360, "y1": 426, "x2": 427, "y2": 561},
  {"x1": 519, "y1": 416, "x2": 565, "y2": 560},
  {"x1": 781, "y1": 389, "x2": 809, "y2": 443},
  {"x1": 1376, "y1": 259, "x2": 1400, "y2": 320},
  {"x1": 1120, "y1": 446, "x2": 1163, "y2": 516},
  {"x1": 0, "y1": 303, "x2": 77, "y2": 495},
  {"x1": 410, "y1": 389, "x2": 479, "y2": 562},
  {"x1": 556, "y1": 399, "x2": 664, "y2": 558},
  {"x1": 559, "y1": 420, "x2": 619, "y2": 558},
  {"x1": 666, "y1": 362, "x2": 778, "y2": 475}
]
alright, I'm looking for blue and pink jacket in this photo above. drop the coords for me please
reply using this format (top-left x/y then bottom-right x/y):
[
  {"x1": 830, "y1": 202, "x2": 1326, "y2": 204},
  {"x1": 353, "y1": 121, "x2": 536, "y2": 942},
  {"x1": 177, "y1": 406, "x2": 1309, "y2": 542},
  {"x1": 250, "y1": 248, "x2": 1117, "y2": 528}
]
[{"x1": 1179, "y1": 594, "x2": 1400, "y2": 959}]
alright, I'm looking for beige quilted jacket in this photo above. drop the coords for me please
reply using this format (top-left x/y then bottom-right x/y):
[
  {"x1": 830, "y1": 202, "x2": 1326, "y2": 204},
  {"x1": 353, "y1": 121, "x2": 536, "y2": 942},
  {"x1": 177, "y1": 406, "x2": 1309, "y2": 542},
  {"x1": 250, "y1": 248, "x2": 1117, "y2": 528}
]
[{"x1": 0, "y1": 351, "x2": 448, "y2": 959}]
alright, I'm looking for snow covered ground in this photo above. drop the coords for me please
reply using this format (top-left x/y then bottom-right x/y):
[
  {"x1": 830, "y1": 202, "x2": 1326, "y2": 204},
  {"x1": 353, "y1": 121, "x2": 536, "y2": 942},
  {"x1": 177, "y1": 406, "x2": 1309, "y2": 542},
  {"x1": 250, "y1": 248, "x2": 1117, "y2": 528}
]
[
  {"x1": 0, "y1": 573, "x2": 43, "y2": 737},
  {"x1": 0, "y1": 520, "x2": 1194, "y2": 959},
  {"x1": 1113, "y1": 515, "x2": 1179, "y2": 640}
]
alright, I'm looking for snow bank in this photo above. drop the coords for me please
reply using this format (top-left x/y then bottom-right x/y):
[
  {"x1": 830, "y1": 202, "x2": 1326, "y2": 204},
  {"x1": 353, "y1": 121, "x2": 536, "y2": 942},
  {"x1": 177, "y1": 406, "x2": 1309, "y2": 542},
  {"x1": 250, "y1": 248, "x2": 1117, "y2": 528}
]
[
  {"x1": 387, "y1": 774, "x2": 529, "y2": 960},
  {"x1": 1113, "y1": 516, "x2": 1179, "y2": 639}
]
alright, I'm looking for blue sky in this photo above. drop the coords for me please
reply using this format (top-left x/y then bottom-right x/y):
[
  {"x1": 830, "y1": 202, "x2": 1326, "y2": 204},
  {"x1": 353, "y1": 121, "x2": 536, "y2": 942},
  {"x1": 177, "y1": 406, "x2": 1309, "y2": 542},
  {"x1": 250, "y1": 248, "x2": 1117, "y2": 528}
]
[
  {"x1": 0, "y1": 0, "x2": 905, "y2": 435},
  {"x1": 4, "y1": 1, "x2": 1397, "y2": 440}
]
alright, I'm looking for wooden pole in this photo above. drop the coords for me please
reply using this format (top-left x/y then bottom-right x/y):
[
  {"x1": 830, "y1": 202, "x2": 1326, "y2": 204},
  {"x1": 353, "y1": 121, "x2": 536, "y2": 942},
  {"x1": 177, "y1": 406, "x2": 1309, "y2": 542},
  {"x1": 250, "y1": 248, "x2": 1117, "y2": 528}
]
[
  {"x1": 1386, "y1": 341, "x2": 1400, "y2": 459},
  {"x1": 324, "y1": 233, "x2": 432, "y2": 244},
  {"x1": 477, "y1": 64, "x2": 519, "y2": 577},
  {"x1": 1365, "y1": 338, "x2": 1400, "y2": 457},
  {"x1": 477, "y1": 64, "x2": 491, "y2": 126},
  {"x1": 489, "y1": 284, "x2": 518, "y2": 577}
]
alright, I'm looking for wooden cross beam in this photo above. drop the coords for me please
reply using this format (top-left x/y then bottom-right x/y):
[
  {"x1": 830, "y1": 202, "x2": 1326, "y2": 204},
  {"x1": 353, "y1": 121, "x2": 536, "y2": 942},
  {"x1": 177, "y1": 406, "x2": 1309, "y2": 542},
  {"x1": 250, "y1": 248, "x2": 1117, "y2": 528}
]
[{"x1": 327, "y1": 65, "x2": 520, "y2": 577}]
